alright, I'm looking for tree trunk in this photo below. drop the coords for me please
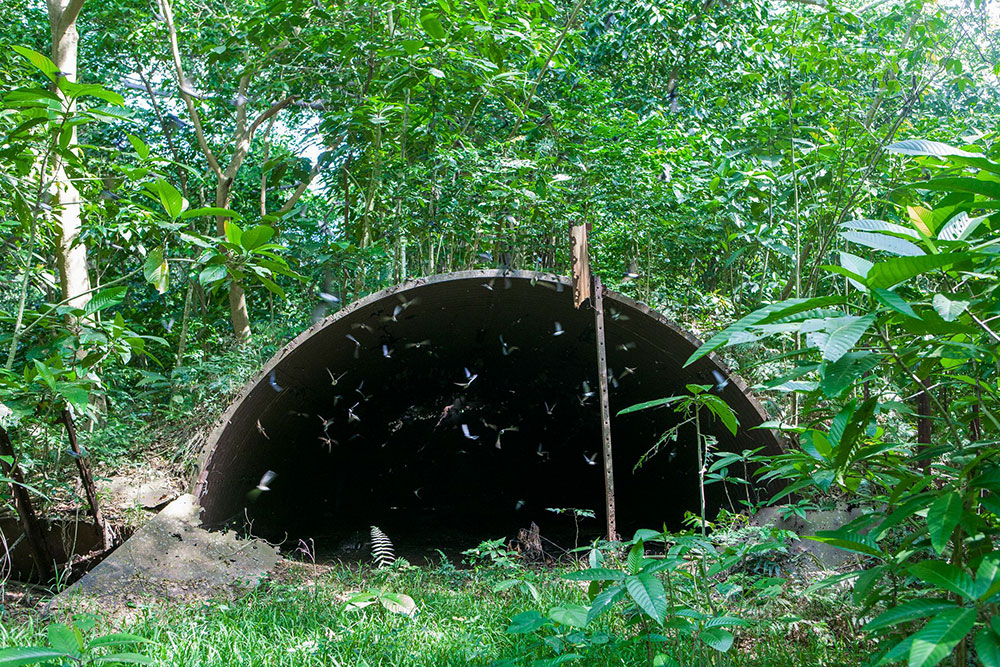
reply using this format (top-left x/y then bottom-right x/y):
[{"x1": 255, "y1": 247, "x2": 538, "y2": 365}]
[
  {"x1": 0, "y1": 425, "x2": 54, "y2": 581},
  {"x1": 216, "y1": 181, "x2": 252, "y2": 340},
  {"x1": 62, "y1": 409, "x2": 111, "y2": 550},
  {"x1": 48, "y1": 0, "x2": 92, "y2": 320}
]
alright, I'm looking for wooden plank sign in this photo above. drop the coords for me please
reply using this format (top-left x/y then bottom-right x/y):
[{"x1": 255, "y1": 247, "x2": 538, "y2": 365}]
[{"x1": 570, "y1": 224, "x2": 591, "y2": 309}]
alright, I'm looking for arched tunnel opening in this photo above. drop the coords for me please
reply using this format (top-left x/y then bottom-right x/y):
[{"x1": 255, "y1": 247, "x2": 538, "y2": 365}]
[{"x1": 192, "y1": 271, "x2": 780, "y2": 562}]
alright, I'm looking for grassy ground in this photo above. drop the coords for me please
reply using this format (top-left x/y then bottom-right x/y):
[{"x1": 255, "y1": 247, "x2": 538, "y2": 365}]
[{"x1": 1, "y1": 552, "x2": 870, "y2": 666}]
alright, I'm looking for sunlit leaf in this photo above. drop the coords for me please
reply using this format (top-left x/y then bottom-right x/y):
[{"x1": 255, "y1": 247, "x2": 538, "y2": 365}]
[
  {"x1": 864, "y1": 599, "x2": 958, "y2": 633},
  {"x1": 931, "y1": 294, "x2": 969, "y2": 322},
  {"x1": 143, "y1": 248, "x2": 169, "y2": 294},
  {"x1": 867, "y1": 254, "x2": 964, "y2": 289},
  {"x1": 926, "y1": 492, "x2": 962, "y2": 555},
  {"x1": 907, "y1": 607, "x2": 975, "y2": 667}
]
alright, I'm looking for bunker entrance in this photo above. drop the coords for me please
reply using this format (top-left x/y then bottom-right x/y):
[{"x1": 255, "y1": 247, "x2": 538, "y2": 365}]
[{"x1": 193, "y1": 271, "x2": 778, "y2": 563}]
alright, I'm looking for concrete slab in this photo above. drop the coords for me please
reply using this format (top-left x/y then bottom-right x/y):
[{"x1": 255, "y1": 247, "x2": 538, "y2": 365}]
[
  {"x1": 51, "y1": 494, "x2": 278, "y2": 613},
  {"x1": 752, "y1": 505, "x2": 867, "y2": 570}
]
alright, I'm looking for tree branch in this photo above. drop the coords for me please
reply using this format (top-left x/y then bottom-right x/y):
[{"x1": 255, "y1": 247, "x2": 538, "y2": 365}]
[
  {"x1": 247, "y1": 95, "x2": 298, "y2": 138},
  {"x1": 507, "y1": 0, "x2": 588, "y2": 140},
  {"x1": 782, "y1": 0, "x2": 827, "y2": 8},
  {"x1": 60, "y1": 0, "x2": 87, "y2": 30},
  {"x1": 223, "y1": 95, "x2": 298, "y2": 182},
  {"x1": 273, "y1": 162, "x2": 322, "y2": 219},
  {"x1": 156, "y1": 0, "x2": 222, "y2": 178},
  {"x1": 233, "y1": 74, "x2": 251, "y2": 142}
]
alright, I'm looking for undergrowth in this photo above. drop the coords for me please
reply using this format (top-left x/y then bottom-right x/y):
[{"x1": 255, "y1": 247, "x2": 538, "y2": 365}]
[{"x1": 1, "y1": 553, "x2": 868, "y2": 666}]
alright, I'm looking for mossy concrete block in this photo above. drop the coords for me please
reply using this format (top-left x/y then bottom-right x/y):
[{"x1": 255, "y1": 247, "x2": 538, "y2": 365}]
[{"x1": 52, "y1": 494, "x2": 278, "y2": 613}]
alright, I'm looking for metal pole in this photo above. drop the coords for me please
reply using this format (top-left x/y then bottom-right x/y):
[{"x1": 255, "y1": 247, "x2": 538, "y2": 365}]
[{"x1": 593, "y1": 276, "x2": 617, "y2": 540}]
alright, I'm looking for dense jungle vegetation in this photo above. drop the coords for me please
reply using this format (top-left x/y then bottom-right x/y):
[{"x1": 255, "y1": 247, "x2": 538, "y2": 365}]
[{"x1": 1, "y1": 0, "x2": 999, "y2": 664}]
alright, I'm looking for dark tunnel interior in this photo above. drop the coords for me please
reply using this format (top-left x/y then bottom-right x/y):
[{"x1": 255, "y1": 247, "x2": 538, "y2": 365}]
[{"x1": 193, "y1": 271, "x2": 779, "y2": 561}]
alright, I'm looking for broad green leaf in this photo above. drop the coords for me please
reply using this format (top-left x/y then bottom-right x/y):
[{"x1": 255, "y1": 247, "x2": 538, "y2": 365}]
[
  {"x1": 971, "y1": 467, "x2": 1000, "y2": 492},
  {"x1": 840, "y1": 230, "x2": 923, "y2": 257},
  {"x1": 873, "y1": 288, "x2": 920, "y2": 319},
  {"x1": 181, "y1": 207, "x2": 242, "y2": 221},
  {"x1": 199, "y1": 264, "x2": 228, "y2": 286},
  {"x1": 820, "y1": 351, "x2": 880, "y2": 398},
  {"x1": 563, "y1": 568, "x2": 625, "y2": 582},
  {"x1": 87, "y1": 633, "x2": 154, "y2": 649},
  {"x1": 256, "y1": 275, "x2": 285, "y2": 298},
  {"x1": 56, "y1": 383, "x2": 90, "y2": 413},
  {"x1": 60, "y1": 82, "x2": 125, "y2": 105},
  {"x1": 820, "y1": 315, "x2": 875, "y2": 362},
  {"x1": 801, "y1": 430, "x2": 832, "y2": 461},
  {"x1": 907, "y1": 206, "x2": 938, "y2": 238},
  {"x1": 981, "y1": 494, "x2": 1000, "y2": 517},
  {"x1": 867, "y1": 254, "x2": 964, "y2": 289},
  {"x1": 975, "y1": 628, "x2": 1000, "y2": 667},
  {"x1": 506, "y1": 611, "x2": 549, "y2": 634},
  {"x1": 31, "y1": 359, "x2": 55, "y2": 389},
  {"x1": 699, "y1": 627, "x2": 734, "y2": 653},
  {"x1": 808, "y1": 530, "x2": 883, "y2": 558},
  {"x1": 839, "y1": 251, "x2": 874, "y2": 290},
  {"x1": 618, "y1": 396, "x2": 684, "y2": 415},
  {"x1": 224, "y1": 220, "x2": 243, "y2": 246},
  {"x1": 402, "y1": 39, "x2": 424, "y2": 55},
  {"x1": 84, "y1": 286, "x2": 127, "y2": 316},
  {"x1": 702, "y1": 395, "x2": 739, "y2": 435},
  {"x1": 908, "y1": 607, "x2": 975, "y2": 667},
  {"x1": 0, "y1": 647, "x2": 72, "y2": 665},
  {"x1": 625, "y1": 573, "x2": 667, "y2": 623},
  {"x1": 824, "y1": 264, "x2": 870, "y2": 290},
  {"x1": 877, "y1": 635, "x2": 915, "y2": 665},
  {"x1": 153, "y1": 178, "x2": 185, "y2": 219},
  {"x1": 685, "y1": 296, "x2": 843, "y2": 367},
  {"x1": 127, "y1": 134, "x2": 149, "y2": 160},
  {"x1": 842, "y1": 219, "x2": 921, "y2": 239},
  {"x1": 530, "y1": 655, "x2": 583, "y2": 666},
  {"x1": 901, "y1": 177, "x2": 1000, "y2": 201},
  {"x1": 240, "y1": 225, "x2": 275, "y2": 251},
  {"x1": 47, "y1": 624, "x2": 80, "y2": 656},
  {"x1": 420, "y1": 13, "x2": 446, "y2": 39},
  {"x1": 864, "y1": 599, "x2": 958, "y2": 633},
  {"x1": 379, "y1": 592, "x2": 417, "y2": 617},
  {"x1": 931, "y1": 294, "x2": 970, "y2": 322},
  {"x1": 887, "y1": 139, "x2": 980, "y2": 159},
  {"x1": 703, "y1": 615, "x2": 751, "y2": 629},
  {"x1": 586, "y1": 585, "x2": 625, "y2": 624},
  {"x1": 908, "y1": 561, "x2": 977, "y2": 600},
  {"x1": 143, "y1": 248, "x2": 169, "y2": 294},
  {"x1": 548, "y1": 604, "x2": 590, "y2": 628},
  {"x1": 89, "y1": 653, "x2": 154, "y2": 664},
  {"x1": 627, "y1": 540, "x2": 645, "y2": 574},
  {"x1": 886, "y1": 139, "x2": 1000, "y2": 173},
  {"x1": 938, "y1": 213, "x2": 988, "y2": 242},
  {"x1": 11, "y1": 46, "x2": 60, "y2": 80},
  {"x1": 874, "y1": 493, "x2": 935, "y2": 539},
  {"x1": 803, "y1": 570, "x2": 864, "y2": 594},
  {"x1": 976, "y1": 553, "x2": 1000, "y2": 600},
  {"x1": 927, "y1": 492, "x2": 962, "y2": 554}
]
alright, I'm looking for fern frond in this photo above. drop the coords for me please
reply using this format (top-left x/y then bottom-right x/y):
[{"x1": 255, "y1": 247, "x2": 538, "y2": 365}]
[{"x1": 370, "y1": 525, "x2": 395, "y2": 568}]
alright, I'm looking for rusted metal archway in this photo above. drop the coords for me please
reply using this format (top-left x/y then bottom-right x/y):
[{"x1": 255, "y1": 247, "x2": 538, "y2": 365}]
[{"x1": 191, "y1": 271, "x2": 779, "y2": 544}]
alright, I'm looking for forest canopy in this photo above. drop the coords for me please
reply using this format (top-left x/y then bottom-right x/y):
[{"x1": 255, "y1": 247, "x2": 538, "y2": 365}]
[{"x1": 1, "y1": 0, "x2": 999, "y2": 665}]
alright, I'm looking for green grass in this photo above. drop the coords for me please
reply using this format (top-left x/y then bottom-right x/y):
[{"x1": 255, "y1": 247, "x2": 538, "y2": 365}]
[{"x1": 1, "y1": 558, "x2": 870, "y2": 666}]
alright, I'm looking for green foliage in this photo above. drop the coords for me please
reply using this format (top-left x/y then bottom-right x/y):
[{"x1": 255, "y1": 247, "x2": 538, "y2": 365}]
[
  {"x1": 0, "y1": 0, "x2": 999, "y2": 663},
  {"x1": 0, "y1": 616, "x2": 153, "y2": 666},
  {"x1": 692, "y1": 142, "x2": 1000, "y2": 665},
  {"x1": 507, "y1": 524, "x2": 797, "y2": 664}
]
